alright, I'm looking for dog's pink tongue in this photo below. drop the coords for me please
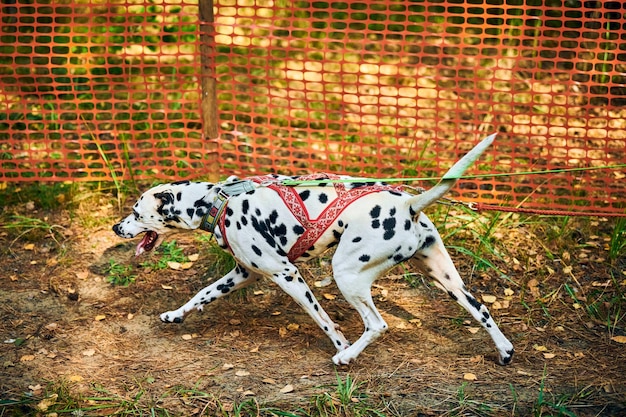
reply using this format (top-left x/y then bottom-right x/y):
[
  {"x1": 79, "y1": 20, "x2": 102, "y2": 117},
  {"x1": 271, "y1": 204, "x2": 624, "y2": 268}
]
[{"x1": 135, "y1": 231, "x2": 158, "y2": 256}]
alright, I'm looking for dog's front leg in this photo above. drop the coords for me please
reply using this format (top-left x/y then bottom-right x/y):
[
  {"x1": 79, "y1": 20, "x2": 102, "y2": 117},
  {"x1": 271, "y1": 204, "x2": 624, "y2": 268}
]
[
  {"x1": 160, "y1": 265, "x2": 257, "y2": 323},
  {"x1": 269, "y1": 264, "x2": 351, "y2": 353}
]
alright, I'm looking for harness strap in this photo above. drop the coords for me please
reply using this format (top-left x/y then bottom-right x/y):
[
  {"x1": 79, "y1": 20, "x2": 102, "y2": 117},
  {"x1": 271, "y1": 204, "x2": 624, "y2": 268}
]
[{"x1": 252, "y1": 174, "x2": 401, "y2": 261}]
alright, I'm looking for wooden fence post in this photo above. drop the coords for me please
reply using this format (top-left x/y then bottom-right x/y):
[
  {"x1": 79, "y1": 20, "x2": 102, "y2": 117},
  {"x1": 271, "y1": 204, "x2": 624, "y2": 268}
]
[{"x1": 199, "y1": 0, "x2": 218, "y2": 139}]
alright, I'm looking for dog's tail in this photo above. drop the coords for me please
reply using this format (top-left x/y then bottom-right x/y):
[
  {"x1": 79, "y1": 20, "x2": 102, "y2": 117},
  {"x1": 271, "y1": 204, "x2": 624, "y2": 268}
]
[{"x1": 407, "y1": 133, "x2": 496, "y2": 215}]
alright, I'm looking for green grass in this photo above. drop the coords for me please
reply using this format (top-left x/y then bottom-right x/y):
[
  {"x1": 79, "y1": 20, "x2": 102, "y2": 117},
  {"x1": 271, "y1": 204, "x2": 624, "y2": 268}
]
[
  {"x1": 609, "y1": 217, "x2": 626, "y2": 264},
  {"x1": 1, "y1": 214, "x2": 67, "y2": 247},
  {"x1": 106, "y1": 259, "x2": 137, "y2": 287},
  {"x1": 140, "y1": 240, "x2": 189, "y2": 271}
]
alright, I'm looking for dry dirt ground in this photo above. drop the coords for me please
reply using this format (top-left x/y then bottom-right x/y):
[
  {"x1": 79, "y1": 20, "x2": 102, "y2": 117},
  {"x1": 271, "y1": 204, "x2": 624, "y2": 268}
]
[{"x1": 1, "y1": 188, "x2": 625, "y2": 416}]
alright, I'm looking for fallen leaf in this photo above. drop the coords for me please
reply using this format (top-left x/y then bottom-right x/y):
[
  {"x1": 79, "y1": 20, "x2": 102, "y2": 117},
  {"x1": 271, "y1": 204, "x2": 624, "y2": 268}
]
[
  {"x1": 409, "y1": 319, "x2": 422, "y2": 327},
  {"x1": 242, "y1": 390, "x2": 255, "y2": 396},
  {"x1": 188, "y1": 253, "x2": 200, "y2": 262},
  {"x1": 161, "y1": 284, "x2": 173, "y2": 290},
  {"x1": 467, "y1": 327, "x2": 480, "y2": 334},
  {"x1": 235, "y1": 370, "x2": 250, "y2": 377},
  {"x1": 94, "y1": 315, "x2": 106, "y2": 321},
  {"x1": 271, "y1": 311, "x2": 281, "y2": 316},
  {"x1": 543, "y1": 353, "x2": 556, "y2": 359},
  {"x1": 611, "y1": 335, "x2": 626, "y2": 344},
  {"x1": 323, "y1": 293, "x2": 336, "y2": 300},
  {"x1": 29, "y1": 384, "x2": 42, "y2": 392},
  {"x1": 527, "y1": 279, "x2": 540, "y2": 298},
  {"x1": 287, "y1": 323, "x2": 300, "y2": 331},
  {"x1": 181, "y1": 334, "x2": 193, "y2": 340},
  {"x1": 20, "y1": 355, "x2": 35, "y2": 362},
  {"x1": 262, "y1": 378, "x2": 276, "y2": 384},
  {"x1": 463, "y1": 373, "x2": 477, "y2": 381},
  {"x1": 68, "y1": 375, "x2": 83, "y2": 382},
  {"x1": 75, "y1": 271, "x2": 89, "y2": 280},
  {"x1": 180, "y1": 262, "x2": 193, "y2": 270},
  {"x1": 480, "y1": 292, "x2": 497, "y2": 304},
  {"x1": 279, "y1": 327, "x2": 288, "y2": 338},
  {"x1": 222, "y1": 363, "x2": 234, "y2": 370},
  {"x1": 533, "y1": 344, "x2": 548, "y2": 352},
  {"x1": 167, "y1": 261, "x2": 181, "y2": 270},
  {"x1": 24, "y1": 243, "x2": 35, "y2": 251},
  {"x1": 253, "y1": 290, "x2": 264, "y2": 296},
  {"x1": 36, "y1": 394, "x2": 58, "y2": 412},
  {"x1": 82, "y1": 349, "x2": 96, "y2": 357},
  {"x1": 280, "y1": 384, "x2": 294, "y2": 393},
  {"x1": 504, "y1": 288, "x2": 514, "y2": 297},
  {"x1": 229, "y1": 319, "x2": 242, "y2": 325},
  {"x1": 249, "y1": 346, "x2": 259, "y2": 353}
]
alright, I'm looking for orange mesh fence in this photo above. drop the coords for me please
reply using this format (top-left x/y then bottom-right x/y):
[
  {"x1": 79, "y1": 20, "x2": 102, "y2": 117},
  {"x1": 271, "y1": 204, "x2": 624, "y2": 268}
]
[{"x1": 1, "y1": 0, "x2": 625, "y2": 215}]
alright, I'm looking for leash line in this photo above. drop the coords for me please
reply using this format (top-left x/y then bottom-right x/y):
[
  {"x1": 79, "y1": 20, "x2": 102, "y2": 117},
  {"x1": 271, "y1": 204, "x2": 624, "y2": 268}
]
[{"x1": 281, "y1": 163, "x2": 626, "y2": 186}]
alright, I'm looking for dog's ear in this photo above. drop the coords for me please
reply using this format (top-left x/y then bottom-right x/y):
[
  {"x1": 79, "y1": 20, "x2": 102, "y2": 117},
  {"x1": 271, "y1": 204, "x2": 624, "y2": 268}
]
[
  {"x1": 154, "y1": 191, "x2": 182, "y2": 223},
  {"x1": 154, "y1": 191, "x2": 174, "y2": 212}
]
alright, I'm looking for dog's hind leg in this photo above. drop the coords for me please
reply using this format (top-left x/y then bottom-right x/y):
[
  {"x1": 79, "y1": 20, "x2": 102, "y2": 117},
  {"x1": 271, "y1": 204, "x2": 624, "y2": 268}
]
[
  {"x1": 330, "y1": 268, "x2": 389, "y2": 365},
  {"x1": 413, "y1": 215, "x2": 514, "y2": 365},
  {"x1": 160, "y1": 265, "x2": 257, "y2": 323}
]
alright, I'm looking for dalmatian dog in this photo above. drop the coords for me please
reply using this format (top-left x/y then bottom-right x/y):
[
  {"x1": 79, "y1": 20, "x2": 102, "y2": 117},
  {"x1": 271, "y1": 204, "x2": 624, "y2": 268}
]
[{"x1": 113, "y1": 134, "x2": 514, "y2": 366}]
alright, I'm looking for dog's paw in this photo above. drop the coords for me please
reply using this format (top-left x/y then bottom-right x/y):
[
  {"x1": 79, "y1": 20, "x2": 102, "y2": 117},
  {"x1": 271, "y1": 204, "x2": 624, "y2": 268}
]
[
  {"x1": 160, "y1": 311, "x2": 184, "y2": 324},
  {"x1": 332, "y1": 349, "x2": 356, "y2": 366},
  {"x1": 497, "y1": 347, "x2": 515, "y2": 366}
]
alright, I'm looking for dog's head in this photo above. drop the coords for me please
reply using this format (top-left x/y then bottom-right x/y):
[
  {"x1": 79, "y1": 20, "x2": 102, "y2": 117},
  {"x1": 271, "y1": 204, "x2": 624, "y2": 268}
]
[{"x1": 113, "y1": 182, "x2": 213, "y2": 256}]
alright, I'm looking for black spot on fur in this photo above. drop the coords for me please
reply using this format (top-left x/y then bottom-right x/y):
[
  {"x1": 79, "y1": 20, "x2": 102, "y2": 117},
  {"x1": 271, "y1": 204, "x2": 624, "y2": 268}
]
[
  {"x1": 382, "y1": 217, "x2": 396, "y2": 240},
  {"x1": 293, "y1": 225, "x2": 305, "y2": 235},
  {"x1": 370, "y1": 205, "x2": 381, "y2": 218},
  {"x1": 299, "y1": 190, "x2": 310, "y2": 201},
  {"x1": 352, "y1": 236, "x2": 362, "y2": 243},
  {"x1": 305, "y1": 291, "x2": 314, "y2": 304},
  {"x1": 404, "y1": 219, "x2": 411, "y2": 230},
  {"x1": 242, "y1": 199, "x2": 250, "y2": 214},
  {"x1": 359, "y1": 254, "x2": 371, "y2": 262},
  {"x1": 251, "y1": 245, "x2": 262, "y2": 256},
  {"x1": 448, "y1": 291, "x2": 458, "y2": 301},
  {"x1": 420, "y1": 235, "x2": 436, "y2": 250},
  {"x1": 319, "y1": 193, "x2": 328, "y2": 204},
  {"x1": 466, "y1": 294, "x2": 482, "y2": 311}
]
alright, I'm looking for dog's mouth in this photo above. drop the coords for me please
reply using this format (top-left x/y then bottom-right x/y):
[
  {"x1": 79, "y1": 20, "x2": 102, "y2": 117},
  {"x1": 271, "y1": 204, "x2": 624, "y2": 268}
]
[{"x1": 135, "y1": 231, "x2": 159, "y2": 256}]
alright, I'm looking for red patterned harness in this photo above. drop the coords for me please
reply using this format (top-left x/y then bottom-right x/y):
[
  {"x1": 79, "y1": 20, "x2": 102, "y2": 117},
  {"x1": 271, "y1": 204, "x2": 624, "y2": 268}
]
[{"x1": 250, "y1": 174, "x2": 403, "y2": 262}]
